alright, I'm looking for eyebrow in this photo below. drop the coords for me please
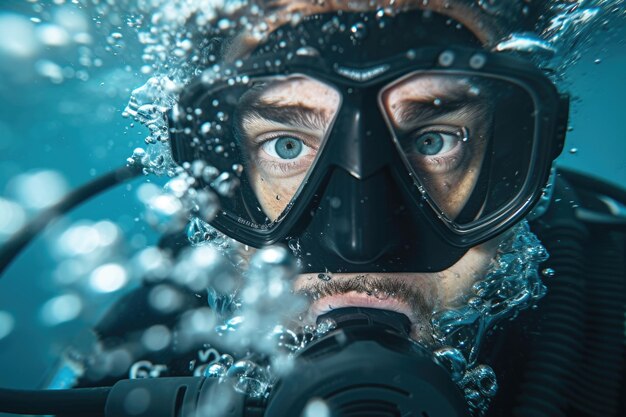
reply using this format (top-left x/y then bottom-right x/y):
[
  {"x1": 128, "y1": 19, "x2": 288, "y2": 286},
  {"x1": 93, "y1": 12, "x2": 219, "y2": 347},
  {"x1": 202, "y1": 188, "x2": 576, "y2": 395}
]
[
  {"x1": 239, "y1": 101, "x2": 331, "y2": 133},
  {"x1": 392, "y1": 95, "x2": 481, "y2": 127}
]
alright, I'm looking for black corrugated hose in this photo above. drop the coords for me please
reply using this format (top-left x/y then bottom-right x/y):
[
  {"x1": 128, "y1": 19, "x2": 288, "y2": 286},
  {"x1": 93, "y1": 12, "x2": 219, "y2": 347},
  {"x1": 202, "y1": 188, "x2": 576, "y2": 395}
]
[
  {"x1": 515, "y1": 171, "x2": 626, "y2": 417},
  {"x1": 514, "y1": 176, "x2": 588, "y2": 417},
  {"x1": 569, "y1": 229, "x2": 625, "y2": 416}
]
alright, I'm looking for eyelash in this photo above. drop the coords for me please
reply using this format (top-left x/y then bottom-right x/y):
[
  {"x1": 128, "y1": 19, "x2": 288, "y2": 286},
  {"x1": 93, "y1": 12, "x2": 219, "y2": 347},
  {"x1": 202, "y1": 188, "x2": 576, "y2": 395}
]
[
  {"x1": 252, "y1": 131, "x2": 319, "y2": 177},
  {"x1": 403, "y1": 125, "x2": 469, "y2": 172}
]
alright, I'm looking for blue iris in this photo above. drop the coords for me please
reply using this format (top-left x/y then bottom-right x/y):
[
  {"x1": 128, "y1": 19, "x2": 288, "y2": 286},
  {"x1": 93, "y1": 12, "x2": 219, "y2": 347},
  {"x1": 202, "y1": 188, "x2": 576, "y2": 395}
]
[
  {"x1": 275, "y1": 137, "x2": 303, "y2": 159},
  {"x1": 414, "y1": 132, "x2": 444, "y2": 156}
]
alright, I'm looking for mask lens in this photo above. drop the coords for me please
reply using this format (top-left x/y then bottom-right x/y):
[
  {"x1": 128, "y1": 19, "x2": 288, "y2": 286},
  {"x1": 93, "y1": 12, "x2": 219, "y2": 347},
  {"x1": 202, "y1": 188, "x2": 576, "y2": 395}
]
[
  {"x1": 182, "y1": 74, "x2": 340, "y2": 228},
  {"x1": 380, "y1": 72, "x2": 536, "y2": 226}
]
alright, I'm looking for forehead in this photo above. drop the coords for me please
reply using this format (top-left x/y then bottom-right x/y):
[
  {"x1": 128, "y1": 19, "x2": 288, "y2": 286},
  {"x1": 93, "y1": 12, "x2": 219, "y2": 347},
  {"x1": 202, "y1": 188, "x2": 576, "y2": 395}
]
[
  {"x1": 252, "y1": 74, "x2": 476, "y2": 109},
  {"x1": 253, "y1": 76, "x2": 341, "y2": 108}
]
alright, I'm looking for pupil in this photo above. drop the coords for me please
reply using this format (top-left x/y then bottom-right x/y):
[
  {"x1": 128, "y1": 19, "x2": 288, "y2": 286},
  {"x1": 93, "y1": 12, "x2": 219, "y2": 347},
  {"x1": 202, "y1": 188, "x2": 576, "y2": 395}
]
[
  {"x1": 275, "y1": 137, "x2": 303, "y2": 159},
  {"x1": 416, "y1": 133, "x2": 444, "y2": 156}
]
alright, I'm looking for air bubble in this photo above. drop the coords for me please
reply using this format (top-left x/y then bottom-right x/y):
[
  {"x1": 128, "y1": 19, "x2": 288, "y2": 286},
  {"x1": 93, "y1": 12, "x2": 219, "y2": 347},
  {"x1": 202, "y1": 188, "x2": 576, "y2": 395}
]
[
  {"x1": 438, "y1": 50, "x2": 455, "y2": 67},
  {"x1": 329, "y1": 197, "x2": 342, "y2": 208},
  {"x1": 434, "y1": 347, "x2": 467, "y2": 382},
  {"x1": 201, "y1": 165, "x2": 220, "y2": 183},
  {"x1": 315, "y1": 318, "x2": 336, "y2": 337},
  {"x1": 469, "y1": 53, "x2": 487, "y2": 69},
  {"x1": 0, "y1": 311, "x2": 15, "y2": 340},
  {"x1": 494, "y1": 33, "x2": 556, "y2": 55},
  {"x1": 295, "y1": 46, "x2": 320, "y2": 57},
  {"x1": 226, "y1": 360, "x2": 271, "y2": 398},
  {"x1": 350, "y1": 22, "x2": 368, "y2": 40},
  {"x1": 204, "y1": 363, "x2": 227, "y2": 378},
  {"x1": 211, "y1": 172, "x2": 240, "y2": 197},
  {"x1": 232, "y1": 164, "x2": 244, "y2": 176},
  {"x1": 302, "y1": 398, "x2": 331, "y2": 417},
  {"x1": 317, "y1": 273, "x2": 332, "y2": 281}
]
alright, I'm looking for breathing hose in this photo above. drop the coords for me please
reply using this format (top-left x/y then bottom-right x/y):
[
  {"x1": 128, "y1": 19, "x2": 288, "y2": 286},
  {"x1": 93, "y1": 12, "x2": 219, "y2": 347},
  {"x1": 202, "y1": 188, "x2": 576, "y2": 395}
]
[
  {"x1": 0, "y1": 308, "x2": 470, "y2": 417},
  {"x1": 513, "y1": 175, "x2": 588, "y2": 417},
  {"x1": 0, "y1": 164, "x2": 143, "y2": 277},
  {"x1": 0, "y1": 164, "x2": 143, "y2": 415}
]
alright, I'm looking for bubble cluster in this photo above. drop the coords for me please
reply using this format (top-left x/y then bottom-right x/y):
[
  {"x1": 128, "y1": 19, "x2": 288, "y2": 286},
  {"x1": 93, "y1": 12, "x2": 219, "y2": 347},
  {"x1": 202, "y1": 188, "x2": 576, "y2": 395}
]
[
  {"x1": 139, "y1": 168, "x2": 221, "y2": 232},
  {"x1": 430, "y1": 221, "x2": 549, "y2": 415},
  {"x1": 8, "y1": 170, "x2": 69, "y2": 210},
  {"x1": 40, "y1": 293, "x2": 83, "y2": 326},
  {"x1": 3, "y1": 1, "x2": 621, "y2": 415},
  {"x1": 494, "y1": 0, "x2": 626, "y2": 78},
  {"x1": 124, "y1": 76, "x2": 179, "y2": 142}
]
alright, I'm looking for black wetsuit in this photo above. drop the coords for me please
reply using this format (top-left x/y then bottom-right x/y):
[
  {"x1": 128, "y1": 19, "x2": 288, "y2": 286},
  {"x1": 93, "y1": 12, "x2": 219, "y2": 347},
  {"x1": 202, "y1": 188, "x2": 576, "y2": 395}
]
[{"x1": 65, "y1": 169, "x2": 626, "y2": 417}]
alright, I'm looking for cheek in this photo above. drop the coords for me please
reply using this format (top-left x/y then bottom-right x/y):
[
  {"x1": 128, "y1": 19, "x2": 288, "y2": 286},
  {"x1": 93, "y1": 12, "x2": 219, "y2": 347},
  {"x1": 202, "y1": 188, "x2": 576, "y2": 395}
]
[
  {"x1": 436, "y1": 234, "x2": 504, "y2": 308},
  {"x1": 427, "y1": 133, "x2": 489, "y2": 220},
  {"x1": 250, "y1": 172, "x2": 305, "y2": 221}
]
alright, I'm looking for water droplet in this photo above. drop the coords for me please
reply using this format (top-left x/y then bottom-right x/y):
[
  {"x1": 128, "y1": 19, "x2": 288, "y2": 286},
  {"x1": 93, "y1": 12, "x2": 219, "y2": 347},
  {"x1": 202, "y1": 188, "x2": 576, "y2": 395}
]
[
  {"x1": 315, "y1": 318, "x2": 336, "y2": 336},
  {"x1": 204, "y1": 363, "x2": 227, "y2": 378},
  {"x1": 200, "y1": 122, "x2": 211, "y2": 135},
  {"x1": 494, "y1": 33, "x2": 556, "y2": 55},
  {"x1": 232, "y1": 164, "x2": 244, "y2": 176},
  {"x1": 541, "y1": 268, "x2": 555, "y2": 277},
  {"x1": 226, "y1": 360, "x2": 270, "y2": 398},
  {"x1": 329, "y1": 197, "x2": 342, "y2": 208},
  {"x1": 302, "y1": 398, "x2": 331, "y2": 417},
  {"x1": 0, "y1": 311, "x2": 15, "y2": 340},
  {"x1": 142, "y1": 325, "x2": 171, "y2": 351},
  {"x1": 201, "y1": 165, "x2": 220, "y2": 183},
  {"x1": 468, "y1": 53, "x2": 487, "y2": 69},
  {"x1": 569, "y1": 147, "x2": 578, "y2": 154},
  {"x1": 438, "y1": 50, "x2": 455, "y2": 66},
  {"x1": 434, "y1": 347, "x2": 467, "y2": 382},
  {"x1": 372, "y1": 288, "x2": 391, "y2": 300},
  {"x1": 211, "y1": 172, "x2": 240, "y2": 197},
  {"x1": 317, "y1": 273, "x2": 332, "y2": 281},
  {"x1": 295, "y1": 46, "x2": 320, "y2": 57},
  {"x1": 350, "y1": 22, "x2": 368, "y2": 41}
]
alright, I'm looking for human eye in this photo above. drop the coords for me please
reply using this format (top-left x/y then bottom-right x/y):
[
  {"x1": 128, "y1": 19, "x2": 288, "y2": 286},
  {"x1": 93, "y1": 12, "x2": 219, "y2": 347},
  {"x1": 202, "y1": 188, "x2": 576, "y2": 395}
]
[
  {"x1": 255, "y1": 132, "x2": 318, "y2": 177},
  {"x1": 403, "y1": 126, "x2": 469, "y2": 173}
]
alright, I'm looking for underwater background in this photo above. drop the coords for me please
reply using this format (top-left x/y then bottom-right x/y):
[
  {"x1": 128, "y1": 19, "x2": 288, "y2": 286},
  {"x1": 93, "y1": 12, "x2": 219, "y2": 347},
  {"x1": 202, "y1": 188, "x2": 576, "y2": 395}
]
[{"x1": 0, "y1": 1, "x2": 624, "y2": 414}]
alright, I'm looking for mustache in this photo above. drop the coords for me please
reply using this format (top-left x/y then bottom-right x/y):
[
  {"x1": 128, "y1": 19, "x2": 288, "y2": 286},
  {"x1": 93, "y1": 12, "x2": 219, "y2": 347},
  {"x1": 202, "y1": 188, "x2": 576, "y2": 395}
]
[{"x1": 295, "y1": 275, "x2": 432, "y2": 318}]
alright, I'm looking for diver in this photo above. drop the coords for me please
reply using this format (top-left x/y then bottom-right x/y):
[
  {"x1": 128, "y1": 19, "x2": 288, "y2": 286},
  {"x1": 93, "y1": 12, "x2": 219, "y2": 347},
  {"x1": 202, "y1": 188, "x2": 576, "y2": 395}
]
[{"x1": 5, "y1": 1, "x2": 623, "y2": 417}]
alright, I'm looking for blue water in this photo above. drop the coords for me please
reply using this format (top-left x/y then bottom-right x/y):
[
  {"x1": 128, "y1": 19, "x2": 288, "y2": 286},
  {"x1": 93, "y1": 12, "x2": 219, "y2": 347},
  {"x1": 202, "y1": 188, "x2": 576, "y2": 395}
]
[{"x1": 0, "y1": 2, "x2": 624, "y2": 413}]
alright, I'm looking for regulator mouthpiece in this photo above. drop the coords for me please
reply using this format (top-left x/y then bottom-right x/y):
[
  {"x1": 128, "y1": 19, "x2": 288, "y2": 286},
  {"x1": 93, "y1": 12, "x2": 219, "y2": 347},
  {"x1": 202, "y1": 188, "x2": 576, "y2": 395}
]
[{"x1": 265, "y1": 307, "x2": 470, "y2": 417}]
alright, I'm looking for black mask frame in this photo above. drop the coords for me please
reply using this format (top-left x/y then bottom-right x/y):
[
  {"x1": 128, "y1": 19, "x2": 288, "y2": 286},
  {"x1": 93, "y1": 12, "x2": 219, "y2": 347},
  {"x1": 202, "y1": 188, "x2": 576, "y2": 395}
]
[{"x1": 170, "y1": 30, "x2": 568, "y2": 273}]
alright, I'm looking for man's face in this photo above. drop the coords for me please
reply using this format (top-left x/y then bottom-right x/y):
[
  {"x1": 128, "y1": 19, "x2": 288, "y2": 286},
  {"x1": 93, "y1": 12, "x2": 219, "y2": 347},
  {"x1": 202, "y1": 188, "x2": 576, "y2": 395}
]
[{"x1": 233, "y1": 73, "x2": 506, "y2": 343}]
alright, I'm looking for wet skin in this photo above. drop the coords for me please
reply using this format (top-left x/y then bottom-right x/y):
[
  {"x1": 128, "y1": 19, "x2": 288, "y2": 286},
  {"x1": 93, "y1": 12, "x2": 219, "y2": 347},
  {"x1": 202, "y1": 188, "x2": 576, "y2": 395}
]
[{"x1": 233, "y1": 74, "x2": 505, "y2": 342}]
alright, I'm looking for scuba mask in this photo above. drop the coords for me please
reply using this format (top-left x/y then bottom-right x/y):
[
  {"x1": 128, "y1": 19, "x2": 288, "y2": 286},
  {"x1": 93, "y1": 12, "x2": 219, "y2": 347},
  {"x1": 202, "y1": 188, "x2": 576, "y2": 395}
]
[{"x1": 169, "y1": 9, "x2": 569, "y2": 273}]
